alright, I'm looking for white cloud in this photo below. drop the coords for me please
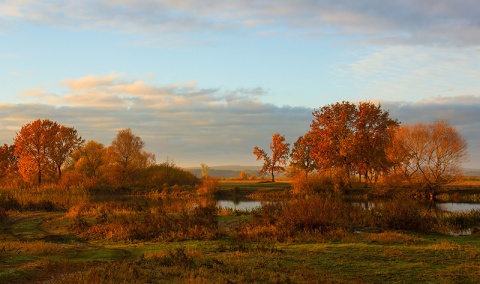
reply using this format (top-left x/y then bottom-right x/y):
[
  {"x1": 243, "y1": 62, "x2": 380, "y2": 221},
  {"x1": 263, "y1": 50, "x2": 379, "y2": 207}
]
[
  {"x1": 340, "y1": 45, "x2": 480, "y2": 102},
  {"x1": 1, "y1": 0, "x2": 479, "y2": 46},
  {"x1": 61, "y1": 74, "x2": 122, "y2": 90}
]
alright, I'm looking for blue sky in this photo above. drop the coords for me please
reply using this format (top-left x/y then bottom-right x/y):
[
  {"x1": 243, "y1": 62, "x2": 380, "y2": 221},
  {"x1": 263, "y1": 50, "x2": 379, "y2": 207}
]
[{"x1": 1, "y1": 0, "x2": 480, "y2": 168}]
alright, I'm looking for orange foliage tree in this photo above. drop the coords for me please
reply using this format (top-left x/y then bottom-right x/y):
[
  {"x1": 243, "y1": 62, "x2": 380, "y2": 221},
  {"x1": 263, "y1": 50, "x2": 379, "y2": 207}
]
[
  {"x1": 309, "y1": 102, "x2": 357, "y2": 186},
  {"x1": 309, "y1": 101, "x2": 398, "y2": 187},
  {"x1": 109, "y1": 128, "x2": 155, "y2": 187},
  {"x1": 14, "y1": 119, "x2": 84, "y2": 185},
  {"x1": 352, "y1": 102, "x2": 399, "y2": 184},
  {"x1": 69, "y1": 140, "x2": 106, "y2": 179},
  {"x1": 289, "y1": 133, "x2": 316, "y2": 180},
  {"x1": 253, "y1": 133, "x2": 290, "y2": 182},
  {"x1": 50, "y1": 125, "x2": 85, "y2": 180},
  {"x1": 0, "y1": 144, "x2": 19, "y2": 184}
]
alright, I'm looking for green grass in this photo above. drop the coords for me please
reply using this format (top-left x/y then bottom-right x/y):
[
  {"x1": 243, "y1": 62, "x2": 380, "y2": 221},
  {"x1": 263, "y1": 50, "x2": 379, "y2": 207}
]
[
  {"x1": 1, "y1": 209, "x2": 480, "y2": 283},
  {"x1": 2, "y1": 183, "x2": 480, "y2": 283}
]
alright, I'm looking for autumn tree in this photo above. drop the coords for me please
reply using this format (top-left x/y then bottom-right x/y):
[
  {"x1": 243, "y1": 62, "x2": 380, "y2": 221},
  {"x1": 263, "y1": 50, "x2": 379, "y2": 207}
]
[
  {"x1": 14, "y1": 119, "x2": 82, "y2": 185},
  {"x1": 200, "y1": 163, "x2": 210, "y2": 178},
  {"x1": 14, "y1": 119, "x2": 56, "y2": 184},
  {"x1": 110, "y1": 128, "x2": 155, "y2": 187},
  {"x1": 289, "y1": 133, "x2": 316, "y2": 180},
  {"x1": 352, "y1": 102, "x2": 399, "y2": 184},
  {"x1": 253, "y1": 133, "x2": 290, "y2": 182},
  {"x1": 309, "y1": 101, "x2": 398, "y2": 188},
  {"x1": 0, "y1": 144, "x2": 18, "y2": 183},
  {"x1": 394, "y1": 120, "x2": 467, "y2": 198},
  {"x1": 309, "y1": 101, "x2": 357, "y2": 187},
  {"x1": 50, "y1": 125, "x2": 85, "y2": 180},
  {"x1": 238, "y1": 171, "x2": 247, "y2": 180},
  {"x1": 70, "y1": 140, "x2": 106, "y2": 179}
]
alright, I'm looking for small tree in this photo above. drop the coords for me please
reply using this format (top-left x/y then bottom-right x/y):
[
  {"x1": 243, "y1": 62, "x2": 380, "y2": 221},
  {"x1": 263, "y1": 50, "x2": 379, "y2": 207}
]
[
  {"x1": 238, "y1": 171, "x2": 247, "y2": 180},
  {"x1": 50, "y1": 125, "x2": 85, "y2": 180},
  {"x1": 110, "y1": 128, "x2": 150, "y2": 187},
  {"x1": 70, "y1": 140, "x2": 106, "y2": 179},
  {"x1": 0, "y1": 144, "x2": 19, "y2": 184},
  {"x1": 200, "y1": 163, "x2": 210, "y2": 178},
  {"x1": 253, "y1": 133, "x2": 290, "y2": 182},
  {"x1": 289, "y1": 133, "x2": 316, "y2": 180}
]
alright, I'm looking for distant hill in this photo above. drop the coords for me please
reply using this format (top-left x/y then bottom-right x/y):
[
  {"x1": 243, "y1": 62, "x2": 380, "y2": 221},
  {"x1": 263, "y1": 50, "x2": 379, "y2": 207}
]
[
  {"x1": 186, "y1": 165, "x2": 261, "y2": 178},
  {"x1": 186, "y1": 166, "x2": 480, "y2": 179},
  {"x1": 464, "y1": 168, "x2": 480, "y2": 177}
]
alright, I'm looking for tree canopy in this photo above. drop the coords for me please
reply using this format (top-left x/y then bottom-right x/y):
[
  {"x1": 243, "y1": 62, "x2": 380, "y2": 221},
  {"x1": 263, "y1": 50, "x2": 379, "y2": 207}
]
[
  {"x1": 14, "y1": 119, "x2": 84, "y2": 185},
  {"x1": 253, "y1": 133, "x2": 290, "y2": 182},
  {"x1": 308, "y1": 101, "x2": 399, "y2": 187}
]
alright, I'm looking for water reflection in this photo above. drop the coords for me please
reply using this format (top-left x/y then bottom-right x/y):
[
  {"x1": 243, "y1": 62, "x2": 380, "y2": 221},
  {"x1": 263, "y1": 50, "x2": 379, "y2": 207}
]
[
  {"x1": 217, "y1": 200, "x2": 262, "y2": 211},
  {"x1": 216, "y1": 199, "x2": 480, "y2": 213},
  {"x1": 436, "y1": 202, "x2": 480, "y2": 212}
]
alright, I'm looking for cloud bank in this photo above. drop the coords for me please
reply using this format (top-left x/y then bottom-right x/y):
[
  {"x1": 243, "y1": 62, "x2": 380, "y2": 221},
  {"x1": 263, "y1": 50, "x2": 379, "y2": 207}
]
[
  {"x1": 2, "y1": 0, "x2": 479, "y2": 46},
  {"x1": 1, "y1": 75, "x2": 480, "y2": 168}
]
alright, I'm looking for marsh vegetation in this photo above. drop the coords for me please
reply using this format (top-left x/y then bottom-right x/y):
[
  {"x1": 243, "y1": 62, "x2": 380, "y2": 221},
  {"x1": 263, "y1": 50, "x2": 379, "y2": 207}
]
[{"x1": 1, "y1": 180, "x2": 480, "y2": 283}]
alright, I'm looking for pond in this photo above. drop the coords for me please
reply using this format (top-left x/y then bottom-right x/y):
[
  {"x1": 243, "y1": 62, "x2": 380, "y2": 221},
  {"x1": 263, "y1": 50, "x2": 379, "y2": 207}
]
[
  {"x1": 216, "y1": 199, "x2": 480, "y2": 213},
  {"x1": 436, "y1": 202, "x2": 480, "y2": 212},
  {"x1": 217, "y1": 200, "x2": 262, "y2": 211}
]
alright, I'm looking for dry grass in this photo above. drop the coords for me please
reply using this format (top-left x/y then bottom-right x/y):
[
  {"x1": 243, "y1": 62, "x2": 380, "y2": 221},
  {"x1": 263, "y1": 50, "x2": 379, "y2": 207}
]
[
  {"x1": 364, "y1": 231, "x2": 424, "y2": 245},
  {"x1": 0, "y1": 240, "x2": 64, "y2": 256}
]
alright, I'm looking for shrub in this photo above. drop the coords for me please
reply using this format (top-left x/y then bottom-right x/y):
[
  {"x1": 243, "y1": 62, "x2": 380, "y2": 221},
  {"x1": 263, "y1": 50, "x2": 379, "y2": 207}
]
[
  {"x1": 237, "y1": 196, "x2": 363, "y2": 241},
  {"x1": 69, "y1": 203, "x2": 220, "y2": 241},
  {"x1": 291, "y1": 173, "x2": 334, "y2": 195},
  {"x1": 197, "y1": 177, "x2": 221, "y2": 195},
  {"x1": 0, "y1": 207, "x2": 7, "y2": 221},
  {"x1": 367, "y1": 198, "x2": 434, "y2": 232},
  {"x1": 0, "y1": 194, "x2": 21, "y2": 211},
  {"x1": 440, "y1": 209, "x2": 480, "y2": 232},
  {"x1": 278, "y1": 197, "x2": 359, "y2": 234}
]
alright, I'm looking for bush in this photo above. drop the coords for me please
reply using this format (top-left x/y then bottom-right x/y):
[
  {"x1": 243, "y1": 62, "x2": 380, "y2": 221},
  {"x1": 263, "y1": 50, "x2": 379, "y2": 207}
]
[
  {"x1": 69, "y1": 202, "x2": 220, "y2": 241},
  {"x1": 278, "y1": 197, "x2": 360, "y2": 235},
  {"x1": 367, "y1": 198, "x2": 434, "y2": 232},
  {"x1": 237, "y1": 196, "x2": 363, "y2": 241},
  {"x1": 0, "y1": 194, "x2": 21, "y2": 211},
  {"x1": 197, "y1": 177, "x2": 221, "y2": 195},
  {"x1": 291, "y1": 173, "x2": 334, "y2": 195}
]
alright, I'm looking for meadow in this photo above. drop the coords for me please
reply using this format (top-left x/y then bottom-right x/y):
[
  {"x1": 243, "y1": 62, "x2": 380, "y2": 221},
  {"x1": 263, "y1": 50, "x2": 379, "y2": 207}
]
[{"x1": 1, "y1": 181, "x2": 480, "y2": 283}]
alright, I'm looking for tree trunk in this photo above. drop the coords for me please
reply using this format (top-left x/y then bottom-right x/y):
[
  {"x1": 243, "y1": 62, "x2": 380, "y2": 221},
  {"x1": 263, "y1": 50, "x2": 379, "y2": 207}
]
[
  {"x1": 57, "y1": 165, "x2": 62, "y2": 181},
  {"x1": 271, "y1": 168, "x2": 275, "y2": 182}
]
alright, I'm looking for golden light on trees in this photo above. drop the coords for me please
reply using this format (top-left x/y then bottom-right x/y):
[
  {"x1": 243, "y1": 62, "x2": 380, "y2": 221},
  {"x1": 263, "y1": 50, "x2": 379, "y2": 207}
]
[
  {"x1": 13, "y1": 119, "x2": 84, "y2": 185},
  {"x1": 50, "y1": 125, "x2": 85, "y2": 180},
  {"x1": 309, "y1": 101, "x2": 398, "y2": 187},
  {"x1": 289, "y1": 133, "x2": 316, "y2": 180},
  {"x1": 253, "y1": 133, "x2": 290, "y2": 182},
  {"x1": 70, "y1": 140, "x2": 106, "y2": 179},
  {"x1": 393, "y1": 120, "x2": 468, "y2": 197},
  {"x1": 0, "y1": 144, "x2": 18, "y2": 180},
  {"x1": 110, "y1": 128, "x2": 154, "y2": 187}
]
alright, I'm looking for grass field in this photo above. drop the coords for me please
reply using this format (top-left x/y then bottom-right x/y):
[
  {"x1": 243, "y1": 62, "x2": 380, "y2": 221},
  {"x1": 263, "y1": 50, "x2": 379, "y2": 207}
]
[{"x1": 1, "y1": 180, "x2": 480, "y2": 283}]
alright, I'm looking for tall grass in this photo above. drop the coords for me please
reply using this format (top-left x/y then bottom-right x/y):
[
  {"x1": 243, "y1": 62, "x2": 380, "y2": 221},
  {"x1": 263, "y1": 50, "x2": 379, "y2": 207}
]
[
  {"x1": 366, "y1": 198, "x2": 435, "y2": 232},
  {"x1": 236, "y1": 196, "x2": 364, "y2": 241},
  {"x1": 67, "y1": 202, "x2": 220, "y2": 241},
  {"x1": 439, "y1": 209, "x2": 480, "y2": 233}
]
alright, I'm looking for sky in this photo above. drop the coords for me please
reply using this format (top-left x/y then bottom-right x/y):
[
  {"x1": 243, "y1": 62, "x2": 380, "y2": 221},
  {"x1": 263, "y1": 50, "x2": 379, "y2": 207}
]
[{"x1": 1, "y1": 0, "x2": 480, "y2": 168}]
